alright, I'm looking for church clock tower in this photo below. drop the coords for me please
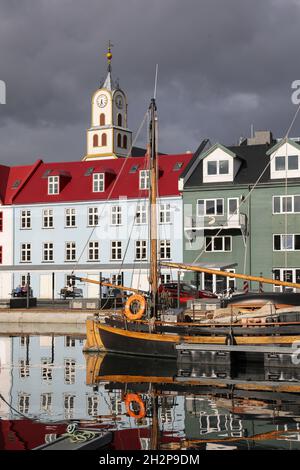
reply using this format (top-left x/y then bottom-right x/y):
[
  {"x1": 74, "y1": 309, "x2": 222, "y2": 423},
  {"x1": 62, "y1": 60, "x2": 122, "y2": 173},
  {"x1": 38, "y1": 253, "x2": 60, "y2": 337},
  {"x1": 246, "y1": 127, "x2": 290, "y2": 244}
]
[{"x1": 83, "y1": 43, "x2": 132, "y2": 160}]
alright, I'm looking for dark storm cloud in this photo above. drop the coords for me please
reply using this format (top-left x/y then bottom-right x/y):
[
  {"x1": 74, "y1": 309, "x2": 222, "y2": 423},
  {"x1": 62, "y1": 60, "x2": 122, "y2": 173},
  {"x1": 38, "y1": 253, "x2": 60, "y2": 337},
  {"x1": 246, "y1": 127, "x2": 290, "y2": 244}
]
[{"x1": 0, "y1": 0, "x2": 300, "y2": 164}]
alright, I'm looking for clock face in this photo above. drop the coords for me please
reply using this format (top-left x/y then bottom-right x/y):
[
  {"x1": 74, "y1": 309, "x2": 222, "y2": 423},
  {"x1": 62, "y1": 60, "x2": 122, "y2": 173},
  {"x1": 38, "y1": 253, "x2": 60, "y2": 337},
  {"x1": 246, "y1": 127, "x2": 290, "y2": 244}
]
[
  {"x1": 96, "y1": 94, "x2": 108, "y2": 108},
  {"x1": 115, "y1": 95, "x2": 123, "y2": 109}
]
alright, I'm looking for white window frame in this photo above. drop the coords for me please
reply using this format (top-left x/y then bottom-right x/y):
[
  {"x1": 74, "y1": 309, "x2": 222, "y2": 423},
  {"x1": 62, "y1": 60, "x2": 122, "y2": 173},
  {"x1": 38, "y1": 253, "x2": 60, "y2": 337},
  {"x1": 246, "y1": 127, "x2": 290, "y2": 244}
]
[
  {"x1": 65, "y1": 242, "x2": 76, "y2": 261},
  {"x1": 21, "y1": 210, "x2": 31, "y2": 229},
  {"x1": 197, "y1": 198, "x2": 224, "y2": 216},
  {"x1": 93, "y1": 173, "x2": 105, "y2": 192},
  {"x1": 135, "y1": 240, "x2": 147, "y2": 260},
  {"x1": 88, "y1": 207, "x2": 99, "y2": 226},
  {"x1": 41, "y1": 358, "x2": 53, "y2": 382},
  {"x1": 227, "y1": 198, "x2": 239, "y2": 216},
  {"x1": 160, "y1": 203, "x2": 171, "y2": 224},
  {"x1": 65, "y1": 208, "x2": 76, "y2": 227},
  {"x1": 88, "y1": 241, "x2": 100, "y2": 261},
  {"x1": 139, "y1": 170, "x2": 150, "y2": 190},
  {"x1": 42, "y1": 209, "x2": 54, "y2": 228},
  {"x1": 160, "y1": 240, "x2": 171, "y2": 260},
  {"x1": 111, "y1": 241, "x2": 122, "y2": 261},
  {"x1": 273, "y1": 268, "x2": 300, "y2": 292},
  {"x1": 18, "y1": 394, "x2": 30, "y2": 414},
  {"x1": 48, "y1": 176, "x2": 59, "y2": 195},
  {"x1": 20, "y1": 243, "x2": 31, "y2": 263},
  {"x1": 111, "y1": 205, "x2": 122, "y2": 225},
  {"x1": 205, "y1": 236, "x2": 232, "y2": 252},
  {"x1": 87, "y1": 395, "x2": 100, "y2": 417},
  {"x1": 273, "y1": 234, "x2": 300, "y2": 251},
  {"x1": 161, "y1": 273, "x2": 171, "y2": 284},
  {"x1": 43, "y1": 242, "x2": 54, "y2": 262},
  {"x1": 64, "y1": 359, "x2": 76, "y2": 385},
  {"x1": 207, "y1": 159, "x2": 229, "y2": 176},
  {"x1": 135, "y1": 204, "x2": 147, "y2": 224},
  {"x1": 272, "y1": 195, "x2": 300, "y2": 214},
  {"x1": 40, "y1": 393, "x2": 52, "y2": 413}
]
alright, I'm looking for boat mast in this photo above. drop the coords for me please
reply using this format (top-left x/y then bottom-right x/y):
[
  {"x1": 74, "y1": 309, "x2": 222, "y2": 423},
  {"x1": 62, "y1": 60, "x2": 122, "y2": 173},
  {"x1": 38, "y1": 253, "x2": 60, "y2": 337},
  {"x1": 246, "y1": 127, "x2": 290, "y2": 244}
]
[{"x1": 149, "y1": 98, "x2": 159, "y2": 316}]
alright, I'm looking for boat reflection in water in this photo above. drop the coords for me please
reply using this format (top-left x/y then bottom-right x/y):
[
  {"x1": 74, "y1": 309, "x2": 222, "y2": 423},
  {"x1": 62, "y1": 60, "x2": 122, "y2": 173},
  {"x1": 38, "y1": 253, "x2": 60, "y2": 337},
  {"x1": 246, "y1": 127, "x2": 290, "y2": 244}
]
[{"x1": 85, "y1": 352, "x2": 300, "y2": 450}]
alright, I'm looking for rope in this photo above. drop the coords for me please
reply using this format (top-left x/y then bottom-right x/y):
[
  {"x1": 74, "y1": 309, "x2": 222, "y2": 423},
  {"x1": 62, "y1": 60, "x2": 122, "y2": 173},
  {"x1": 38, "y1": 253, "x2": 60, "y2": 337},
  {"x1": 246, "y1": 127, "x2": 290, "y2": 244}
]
[{"x1": 63, "y1": 423, "x2": 96, "y2": 443}]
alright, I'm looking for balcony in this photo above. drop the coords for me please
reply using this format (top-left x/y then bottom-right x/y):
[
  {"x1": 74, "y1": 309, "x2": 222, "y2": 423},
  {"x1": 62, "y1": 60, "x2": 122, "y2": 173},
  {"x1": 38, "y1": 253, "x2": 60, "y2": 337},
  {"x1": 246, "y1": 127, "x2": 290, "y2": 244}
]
[{"x1": 184, "y1": 213, "x2": 247, "y2": 240}]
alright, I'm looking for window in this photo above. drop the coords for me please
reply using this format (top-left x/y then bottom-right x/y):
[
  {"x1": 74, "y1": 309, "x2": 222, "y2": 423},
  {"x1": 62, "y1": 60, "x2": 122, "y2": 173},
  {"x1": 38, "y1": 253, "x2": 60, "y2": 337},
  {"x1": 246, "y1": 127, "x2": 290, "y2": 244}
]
[
  {"x1": 160, "y1": 240, "x2": 171, "y2": 260},
  {"x1": 117, "y1": 114, "x2": 122, "y2": 126},
  {"x1": 0, "y1": 212, "x2": 2, "y2": 231},
  {"x1": 117, "y1": 133, "x2": 122, "y2": 147},
  {"x1": 111, "y1": 206, "x2": 122, "y2": 225},
  {"x1": 65, "y1": 242, "x2": 76, "y2": 261},
  {"x1": 101, "y1": 133, "x2": 107, "y2": 146},
  {"x1": 41, "y1": 393, "x2": 52, "y2": 413},
  {"x1": 160, "y1": 203, "x2": 171, "y2": 223},
  {"x1": 64, "y1": 394, "x2": 75, "y2": 419},
  {"x1": 65, "y1": 336, "x2": 76, "y2": 347},
  {"x1": 65, "y1": 208, "x2": 76, "y2": 227},
  {"x1": 64, "y1": 359, "x2": 76, "y2": 385},
  {"x1": 48, "y1": 176, "x2": 59, "y2": 195},
  {"x1": 111, "y1": 241, "x2": 122, "y2": 260},
  {"x1": 66, "y1": 275, "x2": 75, "y2": 287},
  {"x1": 99, "y1": 113, "x2": 105, "y2": 126},
  {"x1": 21, "y1": 210, "x2": 31, "y2": 229},
  {"x1": 93, "y1": 134, "x2": 98, "y2": 147},
  {"x1": 139, "y1": 170, "x2": 150, "y2": 190},
  {"x1": 161, "y1": 274, "x2": 171, "y2": 284},
  {"x1": 273, "y1": 268, "x2": 300, "y2": 292},
  {"x1": 88, "y1": 241, "x2": 99, "y2": 261},
  {"x1": 43, "y1": 209, "x2": 53, "y2": 228},
  {"x1": 273, "y1": 234, "x2": 300, "y2": 251},
  {"x1": 93, "y1": 173, "x2": 104, "y2": 192},
  {"x1": 87, "y1": 395, "x2": 100, "y2": 417},
  {"x1": 207, "y1": 160, "x2": 229, "y2": 175},
  {"x1": 205, "y1": 236, "x2": 232, "y2": 252},
  {"x1": 88, "y1": 207, "x2": 99, "y2": 226},
  {"x1": 275, "y1": 155, "x2": 299, "y2": 172},
  {"x1": 43, "y1": 243, "x2": 54, "y2": 262},
  {"x1": 19, "y1": 359, "x2": 30, "y2": 378},
  {"x1": 41, "y1": 358, "x2": 53, "y2": 381},
  {"x1": 0, "y1": 246, "x2": 2, "y2": 264},
  {"x1": 228, "y1": 198, "x2": 239, "y2": 215},
  {"x1": 111, "y1": 273, "x2": 124, "y2": 285},
  {"x1": 135, "y1": 240, "x2": 147, "y2": 260},
  {"x1": 273, "y1": 195, "x2": 300, "y2": 214},
  {"x1": 136, "y1": 204, "x2": 147, "y2": 224},
  {"x1": 21, "y1": 243, "x2": 31, "y2": 262},
  {"x1": 123, "y1": 135, "x2": 127, "y2": 149},
  {"x1": 197, "y1": 199, "x2": 224, "y2": 216},
  {"x1": 18, "y1": 394, "x2": 30, "y2": 414}
]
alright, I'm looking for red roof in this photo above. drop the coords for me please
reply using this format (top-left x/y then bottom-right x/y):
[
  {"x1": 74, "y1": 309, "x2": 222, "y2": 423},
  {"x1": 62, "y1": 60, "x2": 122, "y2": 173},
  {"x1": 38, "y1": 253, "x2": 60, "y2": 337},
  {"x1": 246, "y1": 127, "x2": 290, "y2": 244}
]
[{"x1": 0, "y1": 154, "x2": 192, "y2": 205}]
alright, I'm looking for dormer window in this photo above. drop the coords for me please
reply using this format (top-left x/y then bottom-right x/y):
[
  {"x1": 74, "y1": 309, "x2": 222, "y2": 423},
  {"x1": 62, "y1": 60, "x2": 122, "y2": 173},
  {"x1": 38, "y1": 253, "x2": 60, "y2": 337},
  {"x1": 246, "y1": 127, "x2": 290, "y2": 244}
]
[
  {"x1": 207, "y1": 160, "x2": 229, "y2": 175},
  {"x1": 139, "y1": 170, "x2": 150, "y2": 190},
  {"x1": 93, "y1": 173, "x2": 105, "y2": 192},
  {"x1": 275, "y1": 155, "x2": 299, "y2": 171},
  {"x1": 48, "y1": 176, "x2": 59, "y2": 195}
]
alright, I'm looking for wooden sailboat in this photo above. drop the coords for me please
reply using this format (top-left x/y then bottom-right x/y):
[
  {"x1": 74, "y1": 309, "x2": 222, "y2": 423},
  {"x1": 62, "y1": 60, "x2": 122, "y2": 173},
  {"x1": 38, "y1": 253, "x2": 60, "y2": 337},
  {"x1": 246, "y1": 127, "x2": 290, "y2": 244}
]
[{"x1": 81, "y1": 96, "x2": 300, "y2": 358}]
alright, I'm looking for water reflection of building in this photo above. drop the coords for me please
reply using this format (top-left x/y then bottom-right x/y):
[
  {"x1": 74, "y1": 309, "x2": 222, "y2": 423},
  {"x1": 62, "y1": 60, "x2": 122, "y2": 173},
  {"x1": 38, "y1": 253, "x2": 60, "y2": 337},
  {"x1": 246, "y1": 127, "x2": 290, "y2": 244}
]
[
  {"x1": 0, "y1": 337, "x2": 12, "y2": 417},
  {"x1": 185, "y1": 395, "x2": 300, "y2": 450}
]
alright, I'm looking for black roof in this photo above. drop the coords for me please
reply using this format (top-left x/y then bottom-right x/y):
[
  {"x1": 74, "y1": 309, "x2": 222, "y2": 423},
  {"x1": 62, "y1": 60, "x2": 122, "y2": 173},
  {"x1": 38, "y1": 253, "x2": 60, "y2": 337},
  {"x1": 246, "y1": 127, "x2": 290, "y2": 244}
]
[{"x1": 185, "y1": 142, "x2": 298, "y2": 188}]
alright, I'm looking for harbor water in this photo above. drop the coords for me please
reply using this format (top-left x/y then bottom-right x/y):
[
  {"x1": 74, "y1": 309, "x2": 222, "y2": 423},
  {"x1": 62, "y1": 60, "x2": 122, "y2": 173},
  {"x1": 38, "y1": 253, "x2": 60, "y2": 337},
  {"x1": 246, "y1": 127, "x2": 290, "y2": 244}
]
[{"x1": 0, "y1": 324, "x2": 300, "y2": 450}]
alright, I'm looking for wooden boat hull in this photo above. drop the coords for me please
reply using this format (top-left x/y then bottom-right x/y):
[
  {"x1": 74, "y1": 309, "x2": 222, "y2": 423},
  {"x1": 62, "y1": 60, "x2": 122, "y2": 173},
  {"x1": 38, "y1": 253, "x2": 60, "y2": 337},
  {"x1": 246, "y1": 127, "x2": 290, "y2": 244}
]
[{"x1": 84, "y1": 318, "x2": 300, "y2": 357}]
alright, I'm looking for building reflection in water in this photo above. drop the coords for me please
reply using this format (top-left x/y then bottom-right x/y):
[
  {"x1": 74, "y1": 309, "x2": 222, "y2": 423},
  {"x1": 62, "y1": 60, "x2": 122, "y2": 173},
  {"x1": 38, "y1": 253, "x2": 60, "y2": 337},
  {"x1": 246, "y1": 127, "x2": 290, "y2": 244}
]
[{"x1": 0, "y1": 333, "x2": 300, "y2": 450}]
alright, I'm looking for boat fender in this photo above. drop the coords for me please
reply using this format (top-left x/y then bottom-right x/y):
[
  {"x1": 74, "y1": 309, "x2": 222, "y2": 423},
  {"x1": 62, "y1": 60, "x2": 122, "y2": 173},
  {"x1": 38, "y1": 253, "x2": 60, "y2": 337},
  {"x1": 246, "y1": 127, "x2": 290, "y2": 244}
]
[
  {"x1": 124, "y1": 294, "x2": 146, "y2": 321},
  {"x1": 124, "y1": 393, "x2": 146, "y2": 419}
]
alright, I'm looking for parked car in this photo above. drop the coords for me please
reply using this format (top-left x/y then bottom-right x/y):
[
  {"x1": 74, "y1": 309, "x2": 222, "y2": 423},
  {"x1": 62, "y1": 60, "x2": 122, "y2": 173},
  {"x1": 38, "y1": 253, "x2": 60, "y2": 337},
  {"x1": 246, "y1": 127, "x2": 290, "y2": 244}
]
[
  {"x1": 59, "y1": 287, "x2": 83, "y2": 299},
  {"x1": 158, "y1": 282, "x2": 217, "y2": 304}
]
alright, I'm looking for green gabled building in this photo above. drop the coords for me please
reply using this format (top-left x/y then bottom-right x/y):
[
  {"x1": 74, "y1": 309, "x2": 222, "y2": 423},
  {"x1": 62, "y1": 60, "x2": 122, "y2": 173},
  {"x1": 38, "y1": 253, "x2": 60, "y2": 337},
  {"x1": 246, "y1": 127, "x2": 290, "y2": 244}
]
[{"x1": 180, "y1": 131, "x2": 300, "y2": 293}]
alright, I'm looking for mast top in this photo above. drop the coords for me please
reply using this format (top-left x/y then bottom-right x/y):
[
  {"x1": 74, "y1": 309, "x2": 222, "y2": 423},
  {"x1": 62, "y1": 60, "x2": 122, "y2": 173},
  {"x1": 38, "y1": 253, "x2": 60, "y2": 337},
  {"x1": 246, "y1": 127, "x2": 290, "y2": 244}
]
[{"x1": 105, "y1": 40, "x2": 113, "y2": 72}]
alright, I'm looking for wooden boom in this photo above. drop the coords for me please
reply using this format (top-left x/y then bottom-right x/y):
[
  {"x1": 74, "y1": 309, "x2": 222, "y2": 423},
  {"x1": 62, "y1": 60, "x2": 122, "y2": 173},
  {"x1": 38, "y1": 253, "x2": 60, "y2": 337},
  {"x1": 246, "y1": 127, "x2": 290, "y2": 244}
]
[
  {"x1": 74, "y1": 276, "x2": 143, "y2": 295},
  {"x1": 160, "y1": 262, "x2": 300, "y2": 290}
]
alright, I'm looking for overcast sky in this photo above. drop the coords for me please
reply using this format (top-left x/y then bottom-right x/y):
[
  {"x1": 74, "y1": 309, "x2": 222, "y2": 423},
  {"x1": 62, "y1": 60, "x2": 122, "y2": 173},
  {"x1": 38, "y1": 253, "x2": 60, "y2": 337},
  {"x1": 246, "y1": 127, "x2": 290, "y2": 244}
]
[{"x1": 0, "y1": 0, "x2": 300, "y2": 165}]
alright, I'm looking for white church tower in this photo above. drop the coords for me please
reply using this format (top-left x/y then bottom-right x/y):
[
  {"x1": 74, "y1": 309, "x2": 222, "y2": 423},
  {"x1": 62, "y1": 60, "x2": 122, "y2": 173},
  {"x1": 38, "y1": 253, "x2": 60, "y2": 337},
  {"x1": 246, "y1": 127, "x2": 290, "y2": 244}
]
[{"x1": 83, "y1": 42, "x2": 132, "y2": 160}]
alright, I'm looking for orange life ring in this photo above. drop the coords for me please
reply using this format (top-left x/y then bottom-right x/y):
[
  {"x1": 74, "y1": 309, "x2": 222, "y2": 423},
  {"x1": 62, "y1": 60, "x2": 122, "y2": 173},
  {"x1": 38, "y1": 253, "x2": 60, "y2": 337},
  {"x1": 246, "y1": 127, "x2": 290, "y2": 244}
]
[
  {"x1": 124, "y1": 294, "x2": 146, "y2": 321},
  {"x1": 124, "y1": 393, "x2": 146, "y2": 419}
]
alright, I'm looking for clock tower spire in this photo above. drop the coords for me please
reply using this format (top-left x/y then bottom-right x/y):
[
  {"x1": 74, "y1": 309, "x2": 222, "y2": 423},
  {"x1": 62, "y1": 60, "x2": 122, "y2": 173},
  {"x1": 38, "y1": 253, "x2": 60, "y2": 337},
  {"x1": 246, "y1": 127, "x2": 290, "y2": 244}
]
[{"x1": 83, "y1": 43, "x2": 132, "y2": 161}]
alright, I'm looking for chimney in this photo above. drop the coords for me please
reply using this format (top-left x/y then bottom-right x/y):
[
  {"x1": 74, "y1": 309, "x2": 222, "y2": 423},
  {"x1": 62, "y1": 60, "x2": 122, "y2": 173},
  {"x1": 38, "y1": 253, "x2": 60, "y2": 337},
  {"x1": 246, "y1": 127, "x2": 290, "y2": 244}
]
[{"x1": 246, "y1": 130, "x2": 274, "y2": 146}]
